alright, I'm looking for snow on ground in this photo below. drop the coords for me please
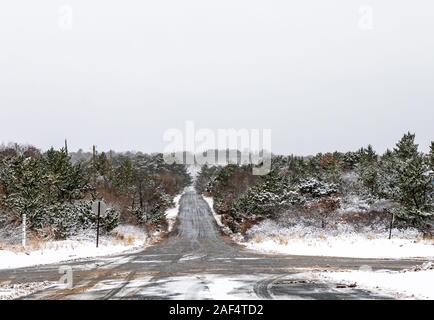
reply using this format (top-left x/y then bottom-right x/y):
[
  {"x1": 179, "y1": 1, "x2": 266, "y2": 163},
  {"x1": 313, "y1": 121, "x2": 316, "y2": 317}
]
[
  {"x1": 313, "y1": 262, "x2": 434, "y2": 299},
  {"x1": 202, "y1": 196, "x2": 243, "y2": 240},
  {"x1": 241, "y1": 220, "x2": 434, "y2": 259},
  {"x1": 0, "y1": 281, "x2": 55, "y2": 300},
  {"x1": 0, "y1": 225, "x2": 150, "y2": 270},
  {"x1": 202, "y1": 196, "x2": 224, "y2": 227},
  {"x1": 165, "y1": 192, "x2": 184, "y2": 232}
]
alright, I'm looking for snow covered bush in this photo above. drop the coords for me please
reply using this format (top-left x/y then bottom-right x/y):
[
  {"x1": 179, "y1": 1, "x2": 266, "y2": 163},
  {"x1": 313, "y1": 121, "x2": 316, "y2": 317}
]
[
  {"x1": 197, "y1": 133, "x2": 433, "y2": 237},
  {"x1": 31, "y1": 201, "x2": 119, "y2": 239},
  {"x1": 338, "y1": 171, "x2": 373, "y2": 213},
  {"x1": 296, "y1": 178, "x2": 338, "y2": 198}
]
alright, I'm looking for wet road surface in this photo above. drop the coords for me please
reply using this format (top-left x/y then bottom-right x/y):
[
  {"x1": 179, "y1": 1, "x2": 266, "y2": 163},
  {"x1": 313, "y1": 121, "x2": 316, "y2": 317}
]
[{"x1": 0, "y1": 190, "x2": 424, "y2": 299}]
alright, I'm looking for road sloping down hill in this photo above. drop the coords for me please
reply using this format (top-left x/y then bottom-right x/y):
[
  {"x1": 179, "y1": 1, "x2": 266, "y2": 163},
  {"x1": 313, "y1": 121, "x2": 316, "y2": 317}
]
[{"x1": 0, "y1": 190, "x2": 424, "y2": 299}]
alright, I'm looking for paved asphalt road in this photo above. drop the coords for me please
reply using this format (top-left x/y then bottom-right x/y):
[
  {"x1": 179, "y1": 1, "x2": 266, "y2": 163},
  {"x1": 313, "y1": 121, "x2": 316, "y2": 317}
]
[{"x1": 0, "y1": 190, "x2": 424, "y2": 299}]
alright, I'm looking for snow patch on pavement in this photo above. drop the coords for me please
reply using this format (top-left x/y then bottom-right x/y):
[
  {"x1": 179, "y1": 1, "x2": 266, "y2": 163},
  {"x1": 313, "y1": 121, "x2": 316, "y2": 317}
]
[
  {"x1": 179, "y1": 253, "x2": 206, "y2": 262},
  {"x1": 0, "y1": 224, "x2": 150, "y2": 270},
  {"x1": 74, "y1": 274, "x2": 261, "y2": 300}
]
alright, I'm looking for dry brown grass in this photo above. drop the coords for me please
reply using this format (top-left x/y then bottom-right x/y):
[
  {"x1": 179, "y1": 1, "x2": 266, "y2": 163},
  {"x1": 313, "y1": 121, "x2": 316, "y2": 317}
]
[
  {"x1": 422, "y1": 234, "x2": 434, "y2": 241},
  {"x1": 239, "y1": 219, "x2": 261, "y2": 235},
  {"x1": 114, "y1": 232, "x2": 137, "y2": 245},
  {"x1": 276, "y1": 235, "x2": 289, "y2": 245},
  {"x1": 0, "y1": 240, "x2": 6, "y2": 250},
  {"x1": 94, "y1": 183, "x2": 137, "y2": 224},
  {"x1": 252, "y1": 234, "x2": 264, "y2": 243},
  {"x1": 125, "y1": 235, "x2": 136, "y2": 245},
  {"x1": 0, "y1": 231, "x2": 48, "y2": 252},
  {"x1": 318, "y1": 234, "x2": 327, "y2": 240}
]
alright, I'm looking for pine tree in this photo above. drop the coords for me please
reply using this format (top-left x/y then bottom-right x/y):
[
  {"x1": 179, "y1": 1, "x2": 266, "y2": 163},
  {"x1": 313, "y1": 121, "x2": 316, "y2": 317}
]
[
  {"x1": 112, "y1": 157, "x2": 134, "y2": 194},
  {"x1": 96, "y1": 152, "x2": 111, "y2": 178},
  {"x1": 357, "y1": 145, "x2": 379, "y2": 196},
  {"x1": 390, "y1": 133, "x2": 432, "y2": 221},
  {"x1": 394, "y1": 132, "x2": 419, "y2": 159},
  {"x1": 427, "y1": 141, "x2": 434, "y2": 212},
  {"x1": 429, "y1": 141, "x2": 434, "y2": 172},
  {"x1": 3, "y1": 156, "x2": 45, "y2": 223},
  {"x1": 43, "y1": 148, "x2": 89, "y2": 203}
]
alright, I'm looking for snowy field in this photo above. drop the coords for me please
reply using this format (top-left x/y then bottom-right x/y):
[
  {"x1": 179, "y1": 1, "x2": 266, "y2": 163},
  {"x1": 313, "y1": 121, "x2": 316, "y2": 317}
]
[
  {"x1": 0, "y1": 225, "x2": 151, "y2": 270},
  {"x1": 203, "y1": 196, "x2": 434, "y2": 259},
  {"x1": 241, "y1": 220, "x2": 434, "y2": 259}
]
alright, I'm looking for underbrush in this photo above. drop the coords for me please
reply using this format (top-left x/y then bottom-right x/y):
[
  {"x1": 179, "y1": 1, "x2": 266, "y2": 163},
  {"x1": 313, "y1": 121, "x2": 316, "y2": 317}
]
[{"x1": 244, "y1": 217, "x2": 422, "y2": 242}]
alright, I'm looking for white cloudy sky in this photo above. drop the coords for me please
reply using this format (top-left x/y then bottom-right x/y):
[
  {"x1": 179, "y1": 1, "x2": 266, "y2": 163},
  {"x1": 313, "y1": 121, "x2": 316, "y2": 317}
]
[{"x1": 0, "y1": 0, "x2": 432, "y2": 155}]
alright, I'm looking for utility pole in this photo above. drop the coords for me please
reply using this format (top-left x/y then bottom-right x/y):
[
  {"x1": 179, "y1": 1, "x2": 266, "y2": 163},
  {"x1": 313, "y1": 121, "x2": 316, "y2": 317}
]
[
  {"x1": 22, "y1": 214, "x2": 26, "y2": 248},
  {"x1": 385, "y1": 209, "x2": 395, "y2": 240},
  {"x1": 64, "y1": 139, "x2": 68, "y2": 155},
  {"x1": 96, "y1": 201, "x2": 101, "y2": 248},
  {"x1": 92, "y1": 145, "x2": 97, "y2": 185},
  {"x1": 389, "y1": 211, "x2": 395, "y2": 240},
  {"x1": 108, "y1": 150, "x2": 113, "y2": 181}
]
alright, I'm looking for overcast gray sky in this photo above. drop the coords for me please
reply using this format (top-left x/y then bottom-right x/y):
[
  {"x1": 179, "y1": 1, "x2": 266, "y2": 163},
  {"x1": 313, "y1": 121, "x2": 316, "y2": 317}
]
[{"x1": 0, "y1": 0, "x2": 433, "y2": 155}]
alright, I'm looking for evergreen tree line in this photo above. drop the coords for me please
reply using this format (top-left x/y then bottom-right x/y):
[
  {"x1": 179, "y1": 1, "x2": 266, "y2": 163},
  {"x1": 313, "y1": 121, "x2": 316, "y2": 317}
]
[
  {"x1": 196, "y1": 133, "x2": 434, "y2": 233},
  {"x1": 0, "y1": 144, "x2": 190, "y2": 239}
]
